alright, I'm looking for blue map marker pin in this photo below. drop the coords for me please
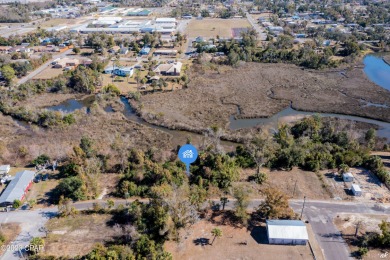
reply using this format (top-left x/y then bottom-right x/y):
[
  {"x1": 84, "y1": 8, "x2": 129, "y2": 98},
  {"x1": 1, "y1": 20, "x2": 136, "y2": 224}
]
[{"x1": 178, "y1": 144, "x2": 198, "y2": 175}]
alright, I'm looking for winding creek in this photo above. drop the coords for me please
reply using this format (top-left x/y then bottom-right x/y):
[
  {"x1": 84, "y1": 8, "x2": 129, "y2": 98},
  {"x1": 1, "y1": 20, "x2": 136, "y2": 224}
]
[{"x1": 44, "y1": 53, "x2": 390, "y2": 142}]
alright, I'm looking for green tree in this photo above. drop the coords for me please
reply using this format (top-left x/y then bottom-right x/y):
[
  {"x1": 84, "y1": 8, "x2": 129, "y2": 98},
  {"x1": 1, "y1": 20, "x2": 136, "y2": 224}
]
[
  {"x1": 233, "y1": 187, "x2": 250, "y2": 225},
  {"x1": 27, "y1": 199, "x2": 36, "y2": 209},
  {"x1": 0, "y1": 65, "x2": 15, "y2": 86},
  {"x1": 103, "y1": 84, "x2": 120, "y2": 96},
  {"x1": 342, "y1": 40, "x2": 360, "y2": 56},
  {"x1": 32, "y1": 154, "x2": 50, "y2": 166},
  {"x1": 220, "y1": 197, "x2": 229, "y2": 211},
  {"x1": 59, "y1": 162, "x2": 78, "y2": 178},
  {"x1": 73, "y1": 47, "x2": 80, "y2": 54},
  {"x1": 378, "y1": 220, "x2": 390, "y2": 247},
  {"x1": 134, "y1": 235, "x2": 157, "y2": 259},
  {"x1": 56, "y1": 176, "x2": 85, "y2": 201},
  {"x1": 211, "y1": 228, "x2": 222, "y2": 245},
  {"x1": 80, "y1": 136, "x2": 95, "y2": 158},
  {"x1": 365, "y1": 128, "x2": 376, "y2": 148},
  {"x1": 13, "y1": 199, "x2": 22, "y2": 209}
]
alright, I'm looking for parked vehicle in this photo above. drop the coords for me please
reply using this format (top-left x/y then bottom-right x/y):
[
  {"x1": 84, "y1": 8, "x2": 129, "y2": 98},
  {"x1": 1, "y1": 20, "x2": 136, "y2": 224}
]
[{"x1": 34, "y1": 174, "x2": 42, "y2": 183}]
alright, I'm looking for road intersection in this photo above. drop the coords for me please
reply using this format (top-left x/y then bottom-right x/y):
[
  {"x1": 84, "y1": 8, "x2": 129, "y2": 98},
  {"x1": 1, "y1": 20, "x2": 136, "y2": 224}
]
[{"x1": 1, "y1": 198, "x2": 389, "y2": 260}]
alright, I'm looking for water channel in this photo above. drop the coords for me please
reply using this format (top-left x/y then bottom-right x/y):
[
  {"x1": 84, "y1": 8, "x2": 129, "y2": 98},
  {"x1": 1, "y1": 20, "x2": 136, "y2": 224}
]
[{"x1": 44, "y1": 53, "x2": 390, "y2": 142}]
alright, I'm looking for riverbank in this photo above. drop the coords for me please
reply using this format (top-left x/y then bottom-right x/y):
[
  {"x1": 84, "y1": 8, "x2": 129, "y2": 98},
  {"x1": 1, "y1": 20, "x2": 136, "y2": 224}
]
[{"x1": 384, "y1": 55, "x2": 390, "y2": 66}]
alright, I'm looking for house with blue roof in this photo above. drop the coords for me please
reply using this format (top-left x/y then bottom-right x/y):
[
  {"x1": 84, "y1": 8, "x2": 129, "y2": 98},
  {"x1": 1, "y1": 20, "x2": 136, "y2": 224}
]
[{"x1": 139, "y1": 46, "x2": 151, "y2": 55}]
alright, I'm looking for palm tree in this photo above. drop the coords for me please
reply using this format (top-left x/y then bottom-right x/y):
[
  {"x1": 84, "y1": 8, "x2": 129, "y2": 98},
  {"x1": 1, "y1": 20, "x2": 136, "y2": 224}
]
[{"x1": 210, "y1": 228, "x2": 222, "y2": 245}]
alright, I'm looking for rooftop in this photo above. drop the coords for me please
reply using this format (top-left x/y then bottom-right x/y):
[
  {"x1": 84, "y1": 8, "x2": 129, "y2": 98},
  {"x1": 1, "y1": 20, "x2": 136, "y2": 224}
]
[
  {"x1": 267, "y1": 220, "x2": 309, "y2": 240},
  {"x1": 0, "y1": 170, "x2": 35, "y2": 205}
]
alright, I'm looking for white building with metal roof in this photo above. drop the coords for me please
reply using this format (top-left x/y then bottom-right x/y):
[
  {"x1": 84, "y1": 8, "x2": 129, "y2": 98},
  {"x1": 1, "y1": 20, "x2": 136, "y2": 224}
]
[
  {"x1": 343, "y1": 172, "x2": 354, "y2": 182},
  {"x1": 0, "y1": 170, "x2": 35, "y2": 206},
  {"x1": 155, "y1": 18, "x2": 177, "y2": 24},
  {"x1": 266, "y1": 220, "x2": 309, "y2": 245},
  {"x1": 351, "y1": 184, "x2": 362, "y2": 196}
]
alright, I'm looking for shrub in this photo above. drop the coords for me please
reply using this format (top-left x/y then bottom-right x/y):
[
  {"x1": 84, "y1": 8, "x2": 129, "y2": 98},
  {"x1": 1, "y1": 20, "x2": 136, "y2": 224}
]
[
  {"x1": 103, "y1": 84, "x2": 121, "y2": 96},
  {"x1": 32, "y1": 154, "x2": 50, "y2": 166},
  {"x1": 63, "y1": 114, "x2": 76, "y2": 125},
  {"x1": 0, "y1": 232, "x2": 5, "y2": 245},
  {"x1": 13, "y1": 199, "x2": 22, "y2": 209},
  {"x1": 357, "y1": 247, "x2": 368, "y2": 257}
]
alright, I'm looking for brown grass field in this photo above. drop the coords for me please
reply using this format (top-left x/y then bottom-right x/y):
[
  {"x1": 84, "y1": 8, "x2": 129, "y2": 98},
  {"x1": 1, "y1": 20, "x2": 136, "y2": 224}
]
[
  {"x1": 165, "y1": 219, "x2": 314, "y2": 260},
  {"x1": 233, "y1": 167, "x2": 331, "y2": 200},
  {"x1": 135, "y1": 62, "x2": 390, "y2": 135},
  {"x1": 0, "y1": 223, "x2": 21, "y2": 256},
  {"x1": 39, "y1": 18, "x2": 80, "y2": 28},
  {"x1": 185, "y1": 18, "x2": 251, "y2": 38},
  {"x1": 42, "y1": 214, "x2": 117, "y2": 258},
  {"x1": 33, "y1": 67, "x2": 65, "y2": 80}
]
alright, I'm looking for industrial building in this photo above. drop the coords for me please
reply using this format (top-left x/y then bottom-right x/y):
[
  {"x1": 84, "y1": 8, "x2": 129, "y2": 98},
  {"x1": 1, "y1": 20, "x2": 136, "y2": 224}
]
[
  {"x1": 266, "y1": 220, "x2": 309, "y2": 245},
  {"x1": 127, "y1": 8, "x2": 152, "y2": 16},
  {"x1": 0, "y1": 170, "x2": 35, "y2": 206},
  {"x1": 155, "y1": 18, "x2": 177, "y2": 24},
  {"x1": 70, "y1": 18, "x2": 176, "y2": 35}
]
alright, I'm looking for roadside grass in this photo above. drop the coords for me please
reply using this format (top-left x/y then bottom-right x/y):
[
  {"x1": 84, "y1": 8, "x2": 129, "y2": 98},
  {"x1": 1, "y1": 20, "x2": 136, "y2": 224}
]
[{"x1": 0, "y1": 223, "x2": 21, "y2": 248}]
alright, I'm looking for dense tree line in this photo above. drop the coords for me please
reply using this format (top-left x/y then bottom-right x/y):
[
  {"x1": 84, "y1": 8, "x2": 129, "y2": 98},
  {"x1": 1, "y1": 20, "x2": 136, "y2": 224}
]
[{"x1": 196, "y1": 29, "x2": 344, "y2": 69}]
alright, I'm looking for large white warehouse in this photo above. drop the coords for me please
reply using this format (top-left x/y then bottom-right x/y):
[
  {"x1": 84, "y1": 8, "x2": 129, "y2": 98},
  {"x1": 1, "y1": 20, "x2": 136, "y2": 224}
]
[{"x1": 266, "y1": 220, "x2": 309, "y2": 245}]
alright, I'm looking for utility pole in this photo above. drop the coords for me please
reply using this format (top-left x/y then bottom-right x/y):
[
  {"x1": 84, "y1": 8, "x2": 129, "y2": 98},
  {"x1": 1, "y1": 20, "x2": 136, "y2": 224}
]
[
  {"x1": 355, "y1": 221, "x2": 362, "y2": 237},
  {"x1": 292, "y1": 179, "x2": 298, "y2": 198},
  {"x1": 300, "y1": 196, "x2": 306, "y2": 220}
]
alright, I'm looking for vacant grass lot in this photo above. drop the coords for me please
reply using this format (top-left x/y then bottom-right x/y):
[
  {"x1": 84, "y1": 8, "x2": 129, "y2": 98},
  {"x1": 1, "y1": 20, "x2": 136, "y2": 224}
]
[
  {"x1": 33, "y1": 67, "x2": 65, "y2": 80},
  {"x1": 42, "y1": 214, "x2": 116, "y2": 258},
  {"x1": 185, "y1": 18, "x2": 251, "y2": 38},
  {"x1": 39, "y1": 18, "x2": 79, "y2": 28},
  {"x1": 165, "y1": 219, "x2": 314, "y2": 260}
]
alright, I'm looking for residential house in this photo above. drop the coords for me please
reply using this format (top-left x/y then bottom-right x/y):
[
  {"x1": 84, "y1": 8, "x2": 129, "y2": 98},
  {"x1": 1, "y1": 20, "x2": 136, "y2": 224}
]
[
  {"x1": 139, "y1": 46, "x2": 151, "y2": 55},
  {"x1": 53, "y1": 58, "x2": 80, "y2": 69},
  {"x1": 104, "y1": 66, "x2": 115, "y2": 74},
  {"x1": 104, "y1": 66, "x2": 134, "y2": 77},
  {"x1": 114, "y1": 67, "x2": 134, "y2": 77},
  {"x1": 0, "y1": 46, "x2": 12, "y2": 54},
  {"x1": 119, "y1": 47, "x2": 129, "y2": 55},
  {"x1": 153, "y1": 62, "x2": 182, "y2": 76}
]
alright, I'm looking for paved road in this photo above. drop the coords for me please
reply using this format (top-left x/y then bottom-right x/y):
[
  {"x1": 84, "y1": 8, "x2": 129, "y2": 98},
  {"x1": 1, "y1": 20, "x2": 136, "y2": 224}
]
[
  {"x1": 290, "y1": 200, "x2": 390, "y2": 260},
  {"x1": 246, "y1": 12, "x2": 267, "y2": 41},
  {"x1": 53, "y1": 199, "x2": 390, "y2": 260},
  {"x1": 1, "y1": 199, "x2": 389, "y2": 260},
  {"x1": 0, "y1": 208, "x2": 57, "y2": 260},
  {"x1": 17, "y1": 49, "x2": 73, "y2": 85}
]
